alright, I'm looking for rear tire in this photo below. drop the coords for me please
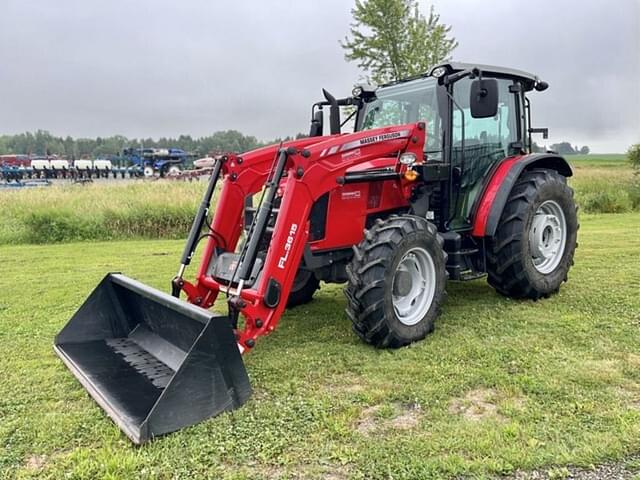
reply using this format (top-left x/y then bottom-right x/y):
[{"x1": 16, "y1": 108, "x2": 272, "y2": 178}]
[
  {"x1": 286, "y1": 269, "x2": 320, "y2": 308},
  {"x1": 345, "y1": 215, "x2": 447, "y2": 348},
  {"x1": 486, "y1": 169, "x2": 578, "y2": 299}
]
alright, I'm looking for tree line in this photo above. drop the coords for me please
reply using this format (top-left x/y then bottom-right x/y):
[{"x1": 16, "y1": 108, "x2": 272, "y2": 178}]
[
  {"x1": 1, "y1": 129, "x2": 593, "y2": 160},
  {"x1": 532, "y1": 142, "x2": 590, "y2": 155},
  {"x1": 0, "y1": 130, "x2": 307, "y2": 159}
]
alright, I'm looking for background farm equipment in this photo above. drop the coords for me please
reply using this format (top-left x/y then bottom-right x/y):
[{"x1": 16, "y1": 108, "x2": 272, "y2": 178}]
[
  {"x1": 0, "y1": 150, "x2": 194, "y2": 183},
  {"x1": 56, "y1": 62, "x2": 578, "y2": 443},
  {"x1": 1, "y1": 155, "x2": 151, "y2": 183},
  {"x1": 121, "y1": 147, "x2": 192, "y2": 177}
]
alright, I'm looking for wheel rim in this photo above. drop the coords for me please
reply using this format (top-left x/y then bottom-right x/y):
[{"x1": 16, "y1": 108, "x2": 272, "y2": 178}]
[
  {"x1": 143, "y1": 166, "x2": 154, "y2": 177},
  {"x1": 391, "y1": 247, "x2": 436, "y2": 326},
  {"x1": 528, "y1": 200, "x2": 567, "y2": 274},
  {"x1": 168, "y1": 166, "x2": 181, "y2": 175}
]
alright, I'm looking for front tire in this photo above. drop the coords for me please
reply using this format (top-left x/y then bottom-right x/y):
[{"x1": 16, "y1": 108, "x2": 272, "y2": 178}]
[
  {"x1": 486, "y1": 169, "x2": 578, "y2": 299},
  {"x1": 345, "y1": 215, "x2": 447, "y2": 348},
  {"x1": 286, "y1": 268, "x2": 320, "y2": 308}
]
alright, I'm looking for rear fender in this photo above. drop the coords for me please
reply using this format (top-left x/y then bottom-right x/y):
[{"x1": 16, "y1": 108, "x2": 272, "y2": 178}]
[{"x1": 472, "y1": 153, "x2": 572, "y2": 237}]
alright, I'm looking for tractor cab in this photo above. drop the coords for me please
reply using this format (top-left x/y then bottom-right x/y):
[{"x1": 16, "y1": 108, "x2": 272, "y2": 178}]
[{"x1": 313, "y1": 63, "x2": 550, "y2": 230}]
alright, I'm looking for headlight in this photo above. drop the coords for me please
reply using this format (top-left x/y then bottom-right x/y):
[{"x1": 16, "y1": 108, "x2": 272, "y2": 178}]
[
  {"x1": 431, "y1": 66, "x2": 447, "y2": 78},
  {"x1": 399, "y1": 152, "x2": 417, "y2": 166},
  {"x1": 352, "y1": 86, "x2": 363, "y2": 97}
]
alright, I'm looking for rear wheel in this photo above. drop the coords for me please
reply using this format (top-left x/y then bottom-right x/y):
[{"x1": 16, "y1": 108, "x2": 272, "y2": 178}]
[
  {"x1": 345, "y1": 215, "x2": 447, "y2": 348},
  {"x1": 486, "y1": 169, "x2": 578, "y2": 299},
  {"x1": 286, "y1": 268, "x2": 320, "y2": 308}
]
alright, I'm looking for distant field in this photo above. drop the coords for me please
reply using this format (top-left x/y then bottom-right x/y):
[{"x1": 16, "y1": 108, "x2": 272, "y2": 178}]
[
  {"x1": 0, "y1": 154, "x2": 637, "y2": 244},
  {"x1": 567, "y1": 153, "x2": 628, "y2": 166}
]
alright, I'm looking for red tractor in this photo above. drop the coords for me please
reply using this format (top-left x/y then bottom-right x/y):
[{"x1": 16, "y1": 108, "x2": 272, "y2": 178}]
[{"x1": 55, "y1": 63, "x2": 578, "y2": 443}]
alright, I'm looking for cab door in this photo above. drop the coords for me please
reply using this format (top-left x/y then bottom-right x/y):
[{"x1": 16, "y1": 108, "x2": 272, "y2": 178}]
[{"x1": 449, "y1": 77, "x2": 521, "y2": 230}]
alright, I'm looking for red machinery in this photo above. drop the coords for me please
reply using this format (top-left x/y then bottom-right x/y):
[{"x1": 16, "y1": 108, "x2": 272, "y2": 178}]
[
  {"x1": 55, "y1": 63, "x2": 578, "y2": 443},
  {"x1": 0, "y1": 154, "x2": 31, "y2": 167}
]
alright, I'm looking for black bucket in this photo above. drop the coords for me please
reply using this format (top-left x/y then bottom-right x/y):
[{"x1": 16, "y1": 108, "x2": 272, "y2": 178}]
[{"x1": 54, "y1": 273, "x2": 251, "y2": 444}]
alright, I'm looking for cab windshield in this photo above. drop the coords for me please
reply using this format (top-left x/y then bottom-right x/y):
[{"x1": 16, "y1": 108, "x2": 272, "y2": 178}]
[{"x1": 357, "y1": 77, "x2": 442, "y2": 158}]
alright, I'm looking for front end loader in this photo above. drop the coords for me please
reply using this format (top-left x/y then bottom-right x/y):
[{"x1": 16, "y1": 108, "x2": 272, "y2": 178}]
[{"x1": 56, "y1": 63, "x2": 578, "y2": 443}]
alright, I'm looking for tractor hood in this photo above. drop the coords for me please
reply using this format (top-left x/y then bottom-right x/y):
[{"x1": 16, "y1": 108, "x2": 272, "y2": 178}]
[{"x1": 238, "y1": 123, "x2": 423, "y2": 166}]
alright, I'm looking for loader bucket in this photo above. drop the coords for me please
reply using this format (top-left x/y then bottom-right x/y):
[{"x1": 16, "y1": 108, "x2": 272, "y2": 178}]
[{"x1": 54, "y1": 273, "x2": 251, "y2": 444}]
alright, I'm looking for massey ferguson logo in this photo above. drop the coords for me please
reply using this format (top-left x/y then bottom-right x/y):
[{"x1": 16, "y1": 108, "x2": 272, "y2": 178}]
[
  {"x1": 359, "y1": 131, "x2": 403, "y2": 145},
  {"x1": 278, "y1": 223, "x2": 298, "y2": 269},
  {"x1": 332, "y1": 129, "x2": 411, "y2": 156}
]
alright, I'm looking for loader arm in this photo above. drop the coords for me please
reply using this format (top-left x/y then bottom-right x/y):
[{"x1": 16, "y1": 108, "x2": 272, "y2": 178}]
[
  {"x1": 180, "y1": 123, "x2": 426, "y2": 352},
  {"x1": 177, "y1": 136, "x2": 332, "y2": 305}
]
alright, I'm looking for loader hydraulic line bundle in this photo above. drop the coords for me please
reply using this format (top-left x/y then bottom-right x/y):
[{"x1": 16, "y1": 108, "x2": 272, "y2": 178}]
[{"x1": 55, "y1": 62, "x2": 578, "y2": 443}]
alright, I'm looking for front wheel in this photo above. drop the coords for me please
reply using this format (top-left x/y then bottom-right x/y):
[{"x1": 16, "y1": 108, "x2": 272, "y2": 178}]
[
  {"x1": 345, "y1": 215, "x2": 447, "y2": 348},
  {"x1": 286, "y1": 268, "x2": 320, "y2": 308},
  {"x1": 487, "y1": 169, "x2": 578, "y2": 299}
]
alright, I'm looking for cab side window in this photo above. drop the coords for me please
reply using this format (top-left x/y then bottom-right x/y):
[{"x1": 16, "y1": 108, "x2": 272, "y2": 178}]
[{"x1": 450, "y1": 77, "x2": 519, "y2": 227}]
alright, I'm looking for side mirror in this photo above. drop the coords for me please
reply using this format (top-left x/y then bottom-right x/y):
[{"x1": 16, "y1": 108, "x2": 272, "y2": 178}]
[
  {"x1": 469, "y1": 78, "x2": 498, "y2": 118},
  {"x1": 309, "y1": 110, "x2": 324, "y2": 137}
]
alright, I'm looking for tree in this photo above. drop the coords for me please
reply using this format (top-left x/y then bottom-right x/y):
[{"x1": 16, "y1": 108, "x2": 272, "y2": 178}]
[
  {"x1": 628, "y1": 143, "x2": 640, "y2": 170},
  {"x1": 579, "y1": 146, "x2": 590, "y2": 155},
  {"x1": 549, "y1": 142, "x2": 576, "y2": 155},
  {"x1": 341, "y1": 0, "x2": 457, "y2": 84},
  {"x1": 0, "y1": 130, "x2": 291, "y2": 159}
]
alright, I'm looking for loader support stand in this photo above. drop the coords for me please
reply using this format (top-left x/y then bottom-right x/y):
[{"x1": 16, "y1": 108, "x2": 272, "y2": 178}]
[{"x1": 172, "y1": 157, "x2": 224, "y2": 297}]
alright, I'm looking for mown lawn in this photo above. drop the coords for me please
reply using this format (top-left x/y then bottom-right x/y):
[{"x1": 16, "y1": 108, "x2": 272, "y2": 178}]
[{"x1": 1, "y1": 213, "x2": 639, "y2": 479}]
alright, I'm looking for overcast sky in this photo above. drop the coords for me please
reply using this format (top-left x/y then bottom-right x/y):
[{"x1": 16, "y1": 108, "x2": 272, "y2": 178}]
[{"x1": 1, "y1": 0, "x2": 638, "y2": 152}]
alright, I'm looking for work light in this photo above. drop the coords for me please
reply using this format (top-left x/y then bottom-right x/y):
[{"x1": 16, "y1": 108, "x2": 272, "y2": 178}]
[{"x1": 399, "y1": 152, "x2": 417, "y2": 166}]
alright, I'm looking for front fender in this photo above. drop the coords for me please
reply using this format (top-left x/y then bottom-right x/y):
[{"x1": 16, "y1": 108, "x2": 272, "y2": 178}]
[{"x1": 472, "y1": 153, "x2": 573, "y2": 237}]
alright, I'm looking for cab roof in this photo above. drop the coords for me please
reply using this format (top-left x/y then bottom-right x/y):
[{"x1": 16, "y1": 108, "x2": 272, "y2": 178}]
[{"x1": 381, "y1": 62, "x2": 544, "y2": 92}]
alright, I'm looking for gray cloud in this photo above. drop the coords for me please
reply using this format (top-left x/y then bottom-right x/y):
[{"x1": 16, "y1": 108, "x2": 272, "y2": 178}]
[
  {"x1": 1, "y1": 0, "x2": 638, "y2": 152},
  {"x1": 430, "y1": 0, "x2": 640, "y2": 151}
]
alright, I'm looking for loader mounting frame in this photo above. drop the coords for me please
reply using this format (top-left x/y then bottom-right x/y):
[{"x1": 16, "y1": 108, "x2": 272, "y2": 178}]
[{"x1": 175, "y1": 124, "x2": 426, "y2": 352}]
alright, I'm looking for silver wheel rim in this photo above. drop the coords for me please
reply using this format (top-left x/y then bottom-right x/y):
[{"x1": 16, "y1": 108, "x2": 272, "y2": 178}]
[
  {"x1": 529, "y1": 200, "x2": 567, "y2": 274},
  {"x1": 168, "y1": 166, "x2": 181, "y2": 175},
  {"x1": 143, "y1": 166, "x2": 154, "y2": 177},
  {"x1": 392, "y1": 247, "x2": 436, "y2": 326}
]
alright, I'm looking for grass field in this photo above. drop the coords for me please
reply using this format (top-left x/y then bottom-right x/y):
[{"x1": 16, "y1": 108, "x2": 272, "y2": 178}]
[
  {"x1": 568, "y1": 154, "x2": 640, "y2": 214},
  {"x1": 0, "y1": 181, "x2": 203, "y2": 244},
  {"x1": 0, "y1": 154, "x2": 638, "y2": 245},
  {"x1": 1, "y1": 212, "x2": 639, "y2": 479},
  {"x1": 567, "y1": 153, "x2": 628, "y2": 166}
]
